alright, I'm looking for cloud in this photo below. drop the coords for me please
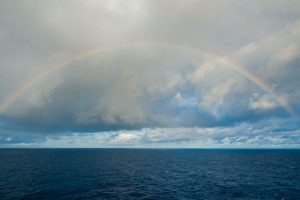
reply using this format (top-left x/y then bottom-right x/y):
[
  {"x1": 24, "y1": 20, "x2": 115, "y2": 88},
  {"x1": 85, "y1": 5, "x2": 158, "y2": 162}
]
[
  {"x1": 0, "y1": 1, "x2": 299, "y2": 146},
  {"x1": 249, "y1": 94, "x2": 277, "y2": 110},
  {"x1": 3, "y1": 120, "x2": 299, "y2": 148},
  {"x1": 110, "y1": 133, "x2": 142, "y2": 145}
]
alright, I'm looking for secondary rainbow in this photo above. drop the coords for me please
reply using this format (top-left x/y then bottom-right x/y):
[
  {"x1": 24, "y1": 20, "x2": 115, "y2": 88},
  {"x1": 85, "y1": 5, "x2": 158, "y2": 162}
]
[{"x1": 0, "y1": 42, "x2": 295, "y2": 117}]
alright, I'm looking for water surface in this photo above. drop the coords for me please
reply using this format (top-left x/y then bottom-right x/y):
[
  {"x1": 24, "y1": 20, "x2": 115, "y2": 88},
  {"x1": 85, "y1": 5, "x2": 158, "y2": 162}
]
[{"x1": 0, "y1": 149, "x2": 299, "y2": 199}]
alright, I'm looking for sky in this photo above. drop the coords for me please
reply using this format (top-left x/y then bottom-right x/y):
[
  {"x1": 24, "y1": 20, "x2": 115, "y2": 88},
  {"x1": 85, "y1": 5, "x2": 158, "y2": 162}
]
[{"x1": 0, "y1": 0, "x2": 300, "y2": 148}]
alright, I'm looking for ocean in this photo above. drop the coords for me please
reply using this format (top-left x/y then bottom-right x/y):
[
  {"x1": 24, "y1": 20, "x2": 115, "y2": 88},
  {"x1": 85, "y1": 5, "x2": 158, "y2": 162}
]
[{"x1": 0, "y1": 149, "x2": 299, "y2": 199}]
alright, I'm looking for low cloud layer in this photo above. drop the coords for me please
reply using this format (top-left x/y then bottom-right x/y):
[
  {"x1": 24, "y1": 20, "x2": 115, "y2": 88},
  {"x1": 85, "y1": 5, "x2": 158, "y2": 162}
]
[
  {"x1": 3, "y1": 120, "x2": 299, "y2": 148},
  {"x1": 0, "y1": 0, "x2": 300, "y2": 147}
]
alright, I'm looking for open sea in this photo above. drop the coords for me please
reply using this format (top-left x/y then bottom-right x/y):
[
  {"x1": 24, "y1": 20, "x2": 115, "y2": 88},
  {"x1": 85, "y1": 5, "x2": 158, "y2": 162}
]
[{"x1": 0, "y1": 149, "x2": 299, "y2": 200}]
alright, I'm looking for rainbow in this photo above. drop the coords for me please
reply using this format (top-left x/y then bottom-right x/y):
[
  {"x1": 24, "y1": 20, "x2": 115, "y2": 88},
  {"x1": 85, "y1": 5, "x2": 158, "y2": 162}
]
[{"x1": 0, "y1": 42, "x2": 295, "y2": 117}]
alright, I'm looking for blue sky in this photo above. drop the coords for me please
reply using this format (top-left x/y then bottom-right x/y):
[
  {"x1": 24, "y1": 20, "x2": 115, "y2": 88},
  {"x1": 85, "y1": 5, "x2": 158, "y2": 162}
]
[{"x1": 0, "y1": 0, "x2": 300, "y2": 148}]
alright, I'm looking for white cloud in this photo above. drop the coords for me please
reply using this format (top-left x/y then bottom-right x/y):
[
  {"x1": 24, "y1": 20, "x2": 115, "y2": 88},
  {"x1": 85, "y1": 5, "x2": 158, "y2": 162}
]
[
  {"x1": 3, "y1": 121, "x2": 299, "y2": 148},
  {"x1": 110, "y1": 133, "x2": 142, "y2": 145},
  {"x1": 249, "y1": 95, "x2": 277, "y2": 110}
]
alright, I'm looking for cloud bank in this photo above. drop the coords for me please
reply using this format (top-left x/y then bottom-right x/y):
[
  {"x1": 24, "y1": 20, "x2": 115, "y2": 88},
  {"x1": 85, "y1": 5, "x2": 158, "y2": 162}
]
[{"x1": 0, "y1": 0, "x2": 299, "y2": 147}]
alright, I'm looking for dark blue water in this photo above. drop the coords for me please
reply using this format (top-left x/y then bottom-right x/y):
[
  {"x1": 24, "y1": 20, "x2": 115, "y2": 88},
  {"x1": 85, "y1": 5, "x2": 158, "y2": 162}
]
[{"x1": 0, "y1": 149, "x2": 299, "y2": 200}]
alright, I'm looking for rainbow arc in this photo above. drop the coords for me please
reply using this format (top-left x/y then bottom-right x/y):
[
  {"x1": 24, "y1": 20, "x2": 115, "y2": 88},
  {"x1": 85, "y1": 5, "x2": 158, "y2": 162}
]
[{"x1": 0, "y1": 42, "x2": 296, "y2": 118}]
